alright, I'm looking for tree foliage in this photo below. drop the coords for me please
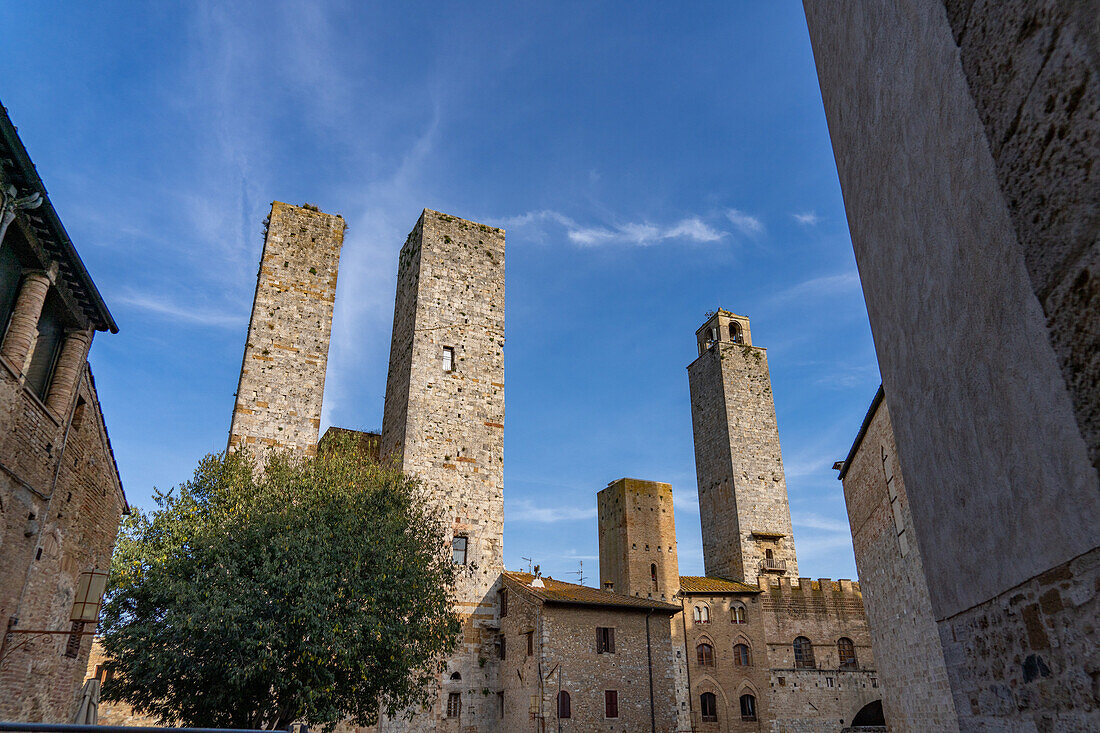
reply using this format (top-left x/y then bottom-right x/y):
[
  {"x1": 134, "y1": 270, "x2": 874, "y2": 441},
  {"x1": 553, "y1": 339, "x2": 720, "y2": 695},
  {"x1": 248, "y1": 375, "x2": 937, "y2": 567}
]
[{"x1": 99, "y1": 438, "x2": 461, "y2": 730}]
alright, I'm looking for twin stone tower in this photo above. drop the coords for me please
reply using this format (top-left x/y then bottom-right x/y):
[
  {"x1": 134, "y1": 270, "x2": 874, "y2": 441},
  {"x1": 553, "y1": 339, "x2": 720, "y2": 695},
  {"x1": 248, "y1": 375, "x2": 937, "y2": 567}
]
[{"x1": 227, "y1": 201, "x2": 807, "y2": 730}]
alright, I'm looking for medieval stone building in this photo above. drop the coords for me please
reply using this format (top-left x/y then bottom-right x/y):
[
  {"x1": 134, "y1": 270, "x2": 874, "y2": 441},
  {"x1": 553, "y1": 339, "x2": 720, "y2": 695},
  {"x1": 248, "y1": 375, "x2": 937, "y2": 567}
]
[
  {"x1": 591, "y1": 313, "x2": 882, "y2": 733},
  {"x1": 0, "y1": 102, "x2": 126, "y2": 722},
  {"x1": 806, "y1": 1, "x2": 1100, "y2": 729}
]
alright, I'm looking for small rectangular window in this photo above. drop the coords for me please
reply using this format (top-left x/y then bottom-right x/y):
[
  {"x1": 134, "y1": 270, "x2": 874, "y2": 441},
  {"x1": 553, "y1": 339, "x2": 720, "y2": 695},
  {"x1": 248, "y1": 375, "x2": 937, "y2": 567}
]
[
  {"x1": 499, "y1": 587, "x2": 508, "y2": 617},
  {"x1": 498, "y1": 691, "x2": 504, "y2": 718},
  {"x1": 526, "y1": 630, "x2": 533, "y2": 656},
  {"x1": 604, "y1": 690, "x2": 618, "y2": 718},
  {"x1": 499, "y1": 634, "x2": 506, "y2": 660},
  {"x1": 446, "y1": 692, "x2": 461, "y2": 718},
  {"x1": 443, "y1": 346, "x2": 455, "y2": 372},
  {"x1": 596, "y1": 627, "x2": 615, "y2": 654},
  {"x1": 452, "y1": 536, "x2": 467, "y2": 564}
]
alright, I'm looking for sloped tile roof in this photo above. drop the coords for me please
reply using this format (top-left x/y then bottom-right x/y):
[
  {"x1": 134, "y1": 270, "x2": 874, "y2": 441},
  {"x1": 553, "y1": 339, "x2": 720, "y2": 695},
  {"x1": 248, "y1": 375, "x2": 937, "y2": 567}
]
[
  {"x1": 503, "y1": 571, "x2": 679, "y2": 612},
  {"x1": 678, "y1": 576, "x2": 761, "y2": 594}
]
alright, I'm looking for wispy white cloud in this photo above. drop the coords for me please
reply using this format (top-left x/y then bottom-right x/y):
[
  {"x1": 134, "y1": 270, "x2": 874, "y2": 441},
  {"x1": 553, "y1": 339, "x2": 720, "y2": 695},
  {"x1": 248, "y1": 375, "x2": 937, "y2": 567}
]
[
  {"x1": 498, "y1": 209, "x2": 725, "y2": 247},
  {"x1": 793, "y1": 512, "x2": 851, "y2": 533},
  {"x1": 115, "y1": 291, "x2": 246, "y2": 328},
  {"x1": 793, "y1": 211, "x2": 819, "y2": 226},
  {"x1": 508, "y1": 498, "x2": 598, "y2": 523},
  {"x1": 725, "y1": 208, "x2": 764, "y2": 236},
  {"x1": 775, "y1": 272, "x2": 861, "y2": 302}
]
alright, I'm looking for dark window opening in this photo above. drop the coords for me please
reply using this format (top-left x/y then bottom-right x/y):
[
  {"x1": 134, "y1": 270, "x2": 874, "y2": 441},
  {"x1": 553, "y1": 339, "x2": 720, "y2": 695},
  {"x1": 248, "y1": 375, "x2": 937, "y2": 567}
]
[
  {"x1": 499, "y1": 634, "x2": 506, "y2": 660},
  {"x1": 794, "y1": 636, "x2": 816, "y2": 669},
  {"x1": 651, "y1": 563, "x2": 658, "y2": 591},
  {"x1": 26, "y1": 294, "x2": 64, "y2": 401},
  {"x1": 557, "y1": 691, "x2": 571, "y2": 719},
  {"x1": 740, "y1": 694, "x2": 757, "y2": 722},
  {"x1": 526, "y1": 630, "x2": 533, "y2": 656},
  {"x1": 730, "y1": 321, "x2": 744, "y2": 344},
  {"x1": 499, "y1": 587, "x2": 507, "y2": 617},
  {"x1": 838, "y1": 637, "x2": 858, "y2": 669},
  {"x1": 450, "y1": 672, "x2": 461, "y2": 680},
  {"x1": 604, "y1": 690, "x2": 618, "y2": 718},
  {"x1": 0, "y1": 242, "x2": 22, "y2": 338},
  {"x1": 700, "y1": 692, "x2": 717, "y2": 723},
  {"x1": 596, "y1": 626, "x2": 615, "y2": 654},
  {"x1": 696, "y1": 642, "x2": 715, "y2": 667},
  {"x1": 446, "y1": 692, "x2": 461, "y2": 718}
]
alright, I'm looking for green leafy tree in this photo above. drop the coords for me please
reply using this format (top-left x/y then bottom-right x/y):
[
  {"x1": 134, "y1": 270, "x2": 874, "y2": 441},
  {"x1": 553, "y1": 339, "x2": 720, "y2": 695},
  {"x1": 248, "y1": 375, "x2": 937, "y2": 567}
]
[{"x1": 99, "y1": 437, "x2": 461, "y2": 730}]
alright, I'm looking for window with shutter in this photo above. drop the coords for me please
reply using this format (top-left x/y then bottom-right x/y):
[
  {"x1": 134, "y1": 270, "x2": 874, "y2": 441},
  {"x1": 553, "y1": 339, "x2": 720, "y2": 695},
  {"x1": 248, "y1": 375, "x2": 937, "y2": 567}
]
[
  {"x1": 604, "y1": 690, "x2": 618, "y2": 718},
  {"x1": 443, "y1": 346, "x2": 455, "y2": 372}
]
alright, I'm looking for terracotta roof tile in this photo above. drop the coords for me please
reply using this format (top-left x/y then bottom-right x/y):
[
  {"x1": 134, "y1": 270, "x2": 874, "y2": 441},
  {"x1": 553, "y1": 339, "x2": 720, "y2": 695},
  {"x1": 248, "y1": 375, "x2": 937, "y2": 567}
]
[
  {"x1": 678, "y1": 576, "x2": 761, "y2": 594},
  {"x1": 503, "y1": 572, "x2": 679, "y2": 612}
]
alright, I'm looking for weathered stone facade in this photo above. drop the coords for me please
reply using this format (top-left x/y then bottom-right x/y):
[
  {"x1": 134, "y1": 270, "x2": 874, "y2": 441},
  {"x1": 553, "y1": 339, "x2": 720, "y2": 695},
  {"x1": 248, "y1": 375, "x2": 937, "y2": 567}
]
[
  {"x1": 499, "y1": 571, "x2": 679, "y2": 733},
  {"x1": 838, "y1": 390, "x2": 959, "y2": 732},
  {"x1": 380, "y1": 210, "x2": 506, "y2": 732},
  {"x1": 598, "y1": 478, "x2": 680, "y2": 602},
  {"x1": 688, "y1": 310, "x2": 798, "y2": 586},
  {"x1": 228, "y1": 201, "x2": 344, "y2": 457},
  {"x1": 805, "y1": 1, "x2": 1100, "y2": 729},
  {"x1": 0, "y1": 102, "x2": 125, "y2": 723}
]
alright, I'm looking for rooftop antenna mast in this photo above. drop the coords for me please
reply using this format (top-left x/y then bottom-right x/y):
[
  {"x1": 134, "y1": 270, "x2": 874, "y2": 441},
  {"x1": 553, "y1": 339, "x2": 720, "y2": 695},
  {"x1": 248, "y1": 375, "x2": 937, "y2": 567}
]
[
  {"x1": 522, "y1": 556, "x2": 533, "y2": 574},
  {"x1": 564, "y1": 561, "x2": 585, "y2": 586}
]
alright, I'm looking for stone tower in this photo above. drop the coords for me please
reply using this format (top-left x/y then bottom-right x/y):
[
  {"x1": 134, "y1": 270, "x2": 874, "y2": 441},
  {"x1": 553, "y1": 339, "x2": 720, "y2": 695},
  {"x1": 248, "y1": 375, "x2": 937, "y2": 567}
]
[
  {"x1": 687, "y1": 309, "x2": 798, "y2": 585},
  {"x1": 228, "y1": 202, "x2": 344, "y2": 457},
  {"x1": 381, "y1": 209, "x2": 505, "y2": 731},
  {"x1": 597, "y1": 478, "x2": 680, "y2": 601}
]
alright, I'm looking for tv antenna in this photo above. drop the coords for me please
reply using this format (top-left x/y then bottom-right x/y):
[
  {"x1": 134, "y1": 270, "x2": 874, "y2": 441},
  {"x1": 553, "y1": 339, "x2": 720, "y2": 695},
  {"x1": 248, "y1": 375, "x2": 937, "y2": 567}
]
[
  {"x1": 521, "y1": 556, "x2": 534, "y2": 574},
  {"x1": 564, "y1": 561, "x2": 585, "y2": 586}
]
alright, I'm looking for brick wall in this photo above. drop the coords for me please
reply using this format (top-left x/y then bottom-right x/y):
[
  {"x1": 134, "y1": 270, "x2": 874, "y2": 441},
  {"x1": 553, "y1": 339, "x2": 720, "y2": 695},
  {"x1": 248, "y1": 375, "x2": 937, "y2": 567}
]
[
  {"x1": 676, "y1": 591, "x2": 771, "y2": 732},
  {"x1": 379, "y1": 210, "x2": 505, "y2": 732},
  {"x1": 597, "y1": 478, "x2": 680, "y2": 602},
  {"x1": 228, "y1": 202, "x2": 344, "y2": 457},
  {"x1": 0, "y1": 362, "x2": 125, "y2": 722}
]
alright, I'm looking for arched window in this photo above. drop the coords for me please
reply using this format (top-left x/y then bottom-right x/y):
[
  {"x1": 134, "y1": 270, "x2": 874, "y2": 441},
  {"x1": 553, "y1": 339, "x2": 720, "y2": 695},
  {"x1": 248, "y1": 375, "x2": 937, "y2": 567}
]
[
  {"x1": 731, "y1": 602, "x2": 746, "y2": 624},
  {"x1": 794, "y1": 636, "x2": 816, "y2": 669},
  {"x1": 838, "y1": 637, "x2": 858, "y2": 669},
  {"x1": 450, "y1": 672, "x2": 461, "y2": 680},
  {"x1": 740, "y1": 694, "x2": 757, "y2": 722},
  {"x1": 693, "y1": 604, "x2": 709, "y2": 624},
  {"x1": 557, "y1": 691, "x2": 571, "y2": 719},
  {"x1": 696, "y1": 642, "x2": 715, "y2": 667},
  {"x1": 651, "y1": 563, "x2": 658, "y2": 591},
  {"x1": 733, "y1": 643, "x2": 751, "y2": 666},
  {"x1": 730, "y1": 321, "x2": 743, "y2": 344},
  {"x1": 700, "y1": 692, "x2": 718, "y2": 723}
]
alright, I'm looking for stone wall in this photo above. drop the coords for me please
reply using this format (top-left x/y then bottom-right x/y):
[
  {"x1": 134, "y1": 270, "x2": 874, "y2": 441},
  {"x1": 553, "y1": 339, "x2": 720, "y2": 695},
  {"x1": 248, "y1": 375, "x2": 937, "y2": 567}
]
[
  {"x1": 804, "y1": 1, "x2": 1100, "y2": 728},
  {"x1": 228, "y1": 202, "x2": 344, "y2": 457},
  {"x1": 0, "y1": 363, "x2": 125, "y2": 722},
  {"x1": 839, "y1": 394, "x2": 958, "y2": 732},
  {"x1": 380, "y1": 210, "x2": 505, "y2": 732},
  {"x1": 676, "y1": 590, "x2": 771, "y2": 732},
  {"x1": 758, "y1": 578, "x2": 877, "y2": 732},
  {"x1": 688, "y1": 313, "x2": 797, "y2": 586},
  {"x1": 597, "y1": 478, "x2": 680, "y2": 602}
]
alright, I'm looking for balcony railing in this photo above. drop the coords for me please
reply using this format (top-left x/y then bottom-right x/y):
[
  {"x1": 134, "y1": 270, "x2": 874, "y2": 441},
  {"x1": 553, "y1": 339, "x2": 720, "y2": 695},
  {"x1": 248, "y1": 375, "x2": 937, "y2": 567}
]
[{"x1": 760, "y1": 557, "x2": 787, "y2": 573}]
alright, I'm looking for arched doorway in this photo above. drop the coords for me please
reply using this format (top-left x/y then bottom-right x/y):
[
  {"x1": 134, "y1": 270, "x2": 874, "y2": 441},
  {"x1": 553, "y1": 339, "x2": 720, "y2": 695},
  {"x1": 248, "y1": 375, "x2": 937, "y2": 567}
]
[{"x1": 851, "y1": 699, "x2": 885, "y2": 727}]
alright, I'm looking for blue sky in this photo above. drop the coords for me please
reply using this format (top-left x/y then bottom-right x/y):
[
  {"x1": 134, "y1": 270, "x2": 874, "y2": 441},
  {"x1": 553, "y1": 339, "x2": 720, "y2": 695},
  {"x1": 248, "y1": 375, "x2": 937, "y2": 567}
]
[{"x1": 1, "y1": 2, "x2": 880, "y2": 582}]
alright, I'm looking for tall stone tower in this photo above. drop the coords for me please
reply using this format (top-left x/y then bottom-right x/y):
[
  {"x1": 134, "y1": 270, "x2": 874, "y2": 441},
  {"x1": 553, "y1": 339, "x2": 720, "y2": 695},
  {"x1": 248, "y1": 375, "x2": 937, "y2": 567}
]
[
  {"x1": 597, "y1": 478, "x2": 680, "y2": 601},
  {"x1": 381, "y1": 209, "x2": 505, "y2": 731},
  {"x1": 228, "y1": 202, "x2": 344, "y2": 456},
  {"x1": 687, "y1": 309, "x2": 798, "y2": 585}
]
